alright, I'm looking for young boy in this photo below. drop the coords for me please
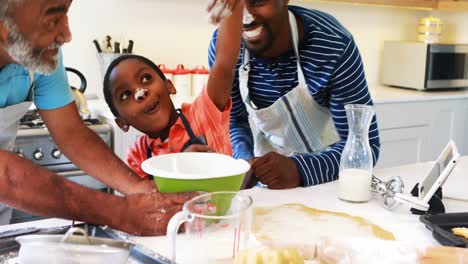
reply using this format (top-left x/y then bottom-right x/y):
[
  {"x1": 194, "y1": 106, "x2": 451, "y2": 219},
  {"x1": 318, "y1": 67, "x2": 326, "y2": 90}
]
[{"x1": 103, "y1": 2, "x2": 243, "y2": 179}]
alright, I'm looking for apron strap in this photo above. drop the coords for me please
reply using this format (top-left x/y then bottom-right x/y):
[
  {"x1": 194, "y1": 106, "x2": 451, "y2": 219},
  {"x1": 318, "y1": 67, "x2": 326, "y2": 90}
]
[
  {"x1": 176, "y1": 108, "x2": 197, "y2": 140},
  {"x1": 240, "y1": 9, "x2": 307, "y2": 106},
  {"x1": 288, "y1": 11, "x2": 307, "y2": 88},
  {"x1": 144, "y1": 109, "x2": 207, "y2": 172},
  {"x1": 26, "y1": 71, "x2": 36, "y2": 102}
]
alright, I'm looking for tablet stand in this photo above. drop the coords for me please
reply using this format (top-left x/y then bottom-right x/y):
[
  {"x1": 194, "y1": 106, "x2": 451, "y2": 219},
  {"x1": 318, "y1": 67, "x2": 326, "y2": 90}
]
[{"x1": 410, "y1": 183, "x2": 445, "y2": 215}]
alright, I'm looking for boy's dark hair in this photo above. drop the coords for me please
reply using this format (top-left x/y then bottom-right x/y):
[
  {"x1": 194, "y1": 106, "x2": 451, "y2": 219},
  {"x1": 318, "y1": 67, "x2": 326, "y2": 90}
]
[{"x1": 103, "y1": 54, "x2": 167, "y2": 117}]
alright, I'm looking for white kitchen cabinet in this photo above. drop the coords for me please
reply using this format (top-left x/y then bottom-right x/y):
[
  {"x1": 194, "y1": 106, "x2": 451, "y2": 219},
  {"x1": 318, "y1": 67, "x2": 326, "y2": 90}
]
[{"x1": 375, "y1": 92, "x2": 468, "y2": 168}]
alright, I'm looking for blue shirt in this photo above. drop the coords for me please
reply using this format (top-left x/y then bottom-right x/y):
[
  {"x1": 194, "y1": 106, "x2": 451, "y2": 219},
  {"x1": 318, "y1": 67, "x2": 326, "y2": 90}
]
[
  {"x1": 0, "y1": 50, "x2": 74, "y2": 110},
  {"x1": 208, "y1": 5, "x2": 381, "y2": 186}
]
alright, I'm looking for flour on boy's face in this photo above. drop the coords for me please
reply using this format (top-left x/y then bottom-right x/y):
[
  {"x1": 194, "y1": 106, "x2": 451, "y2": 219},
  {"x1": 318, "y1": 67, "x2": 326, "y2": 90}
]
[{"x1": 108, "y1": 59, "x2": 176, "y2": 136}]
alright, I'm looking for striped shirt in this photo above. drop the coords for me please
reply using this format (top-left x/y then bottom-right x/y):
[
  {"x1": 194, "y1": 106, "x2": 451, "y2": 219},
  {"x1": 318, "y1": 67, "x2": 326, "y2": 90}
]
[{"x1": 208, "y1": 5, "x2": 380, "y2": 186}]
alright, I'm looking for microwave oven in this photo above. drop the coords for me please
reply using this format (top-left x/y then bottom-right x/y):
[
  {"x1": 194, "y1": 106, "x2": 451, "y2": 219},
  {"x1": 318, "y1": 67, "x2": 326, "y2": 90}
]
[{"x1": 382, "y1": 41, "x2": 468, "y2": 90}]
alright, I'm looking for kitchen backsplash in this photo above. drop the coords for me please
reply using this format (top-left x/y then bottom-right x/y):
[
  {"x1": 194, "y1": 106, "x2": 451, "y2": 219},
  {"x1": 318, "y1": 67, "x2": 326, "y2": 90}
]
[{"x1": 62, "y1": 0, "x2": 468, "y2": 98}]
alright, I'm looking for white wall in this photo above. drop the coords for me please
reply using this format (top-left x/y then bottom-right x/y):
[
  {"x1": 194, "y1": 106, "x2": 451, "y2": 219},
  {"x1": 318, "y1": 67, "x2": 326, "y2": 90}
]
[{"x1": 62, "y1": 0, "x2": 468, "y2": 98}]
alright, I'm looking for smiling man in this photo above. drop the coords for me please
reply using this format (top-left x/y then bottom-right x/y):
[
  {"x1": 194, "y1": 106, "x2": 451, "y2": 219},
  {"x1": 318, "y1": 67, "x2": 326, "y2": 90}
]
[
  {"x1": 209, "y1": 0, "x2": 381, "y2": 189},
  {"x1": 0, "y1": 0, "x2": 200, "y2": 235}
]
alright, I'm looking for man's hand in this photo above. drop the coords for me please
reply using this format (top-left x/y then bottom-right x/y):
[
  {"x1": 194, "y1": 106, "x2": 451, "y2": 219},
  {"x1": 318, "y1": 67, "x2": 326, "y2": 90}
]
[
  {"x1": 250, "y1": 152, "x2": 302, "y2": 189},
  {"x1": 118, "y1": 191, "x2": 198, "y2": 236},
  {"x1": 183, "y1": 144, "x2": 214, "y2": 153},
  {"x1": 130, "y1": 179, "x2": 157, "y2": 194},
  {"x1": 206, "y1": 0, "x2": 240, "y2": 25}
]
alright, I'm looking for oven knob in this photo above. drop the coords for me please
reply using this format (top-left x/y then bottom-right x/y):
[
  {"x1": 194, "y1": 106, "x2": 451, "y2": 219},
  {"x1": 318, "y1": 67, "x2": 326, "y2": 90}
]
[
  {"x1": 33, "y1": 150, "x2": 44, "y2": 161},
  {"x1": 16, "y1": 150, "x2": 24, "y2": 158},
  {"x1": 51, "y1": 149, "x2": 62, "y2": 159}
]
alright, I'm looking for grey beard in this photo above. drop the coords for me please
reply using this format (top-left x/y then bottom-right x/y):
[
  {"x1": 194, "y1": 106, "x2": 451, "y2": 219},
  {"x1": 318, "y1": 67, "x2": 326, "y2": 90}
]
[{"x1": 4, "y1": 21, "x2": 60, "y2": 75}]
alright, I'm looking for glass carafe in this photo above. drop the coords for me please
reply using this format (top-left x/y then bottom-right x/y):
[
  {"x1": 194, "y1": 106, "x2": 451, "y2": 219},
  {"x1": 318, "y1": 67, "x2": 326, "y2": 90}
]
[{"x1": 338, "y1": 104, "x2": 375, "y2": 202}]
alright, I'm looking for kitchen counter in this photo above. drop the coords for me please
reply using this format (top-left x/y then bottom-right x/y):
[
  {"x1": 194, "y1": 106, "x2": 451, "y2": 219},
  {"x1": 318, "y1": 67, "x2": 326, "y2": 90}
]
[
  {"x1": 1, "y1": 158, "x2": 467, "y2": 261},
  {"x1": 130, "y1": 156, "x2": 468, "y2": 262},
  {"x1": 370, "y1": 85, "x2": 468, "y2": 104}
]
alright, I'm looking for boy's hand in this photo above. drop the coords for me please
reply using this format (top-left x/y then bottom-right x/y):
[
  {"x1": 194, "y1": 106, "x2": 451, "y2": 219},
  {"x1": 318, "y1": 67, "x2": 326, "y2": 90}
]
[
  {"x1": 119, "y1": 191, "x2": 198, "y2": 236},
  {"x1": 206, "y1": 0, "x2": 240, "y2": 25},
  {"x1": 183, "y1": 144, "x2": 214, "y2": 153},
  {"x1": 251, "y1": 152, "x2": 302, "y2": 189}
]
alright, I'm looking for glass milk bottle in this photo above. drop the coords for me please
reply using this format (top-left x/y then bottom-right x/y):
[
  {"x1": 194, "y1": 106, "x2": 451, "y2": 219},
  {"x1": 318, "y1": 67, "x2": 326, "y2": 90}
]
[{"x1": 338, "y1": 104, "x2": 375, "y2": 202}]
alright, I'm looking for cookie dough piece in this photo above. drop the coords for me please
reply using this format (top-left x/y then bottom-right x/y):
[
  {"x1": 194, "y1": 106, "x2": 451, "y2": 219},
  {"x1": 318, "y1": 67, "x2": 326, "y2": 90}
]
[
  {"x1": 452, "y1": 227, "x2": 468, "y2": 239},
  {"x1": 234, "y1": 247, "x2": 304, "y2": 264}
]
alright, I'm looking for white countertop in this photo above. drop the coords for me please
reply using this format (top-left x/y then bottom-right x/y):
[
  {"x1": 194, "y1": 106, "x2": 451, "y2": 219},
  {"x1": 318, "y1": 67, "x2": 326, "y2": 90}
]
[
  {"x1": 129, "y1": 157, "x2": 468, "y2": 263},
  {"x1": 4, "y1": 158, "x2": 467, "y2": 262},
  {"x1": 370, "y1": 85, "x2": 468, "y2": 104}
]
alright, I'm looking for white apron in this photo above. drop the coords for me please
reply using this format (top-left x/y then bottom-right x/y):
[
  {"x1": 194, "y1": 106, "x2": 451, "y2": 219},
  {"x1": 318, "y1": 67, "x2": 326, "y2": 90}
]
[
  {"x1": 239, "y1": 11, "x2": 340, "y2": 157},
  {"x1": 0, "y1": 71, "x2": 35, "y2": 225}
]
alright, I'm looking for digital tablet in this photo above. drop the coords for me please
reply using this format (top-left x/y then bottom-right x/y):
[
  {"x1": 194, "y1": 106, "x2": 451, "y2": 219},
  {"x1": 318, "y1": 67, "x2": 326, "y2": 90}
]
[{"x1": 418, "y1": 140, "x2": 460, "y2": 203}]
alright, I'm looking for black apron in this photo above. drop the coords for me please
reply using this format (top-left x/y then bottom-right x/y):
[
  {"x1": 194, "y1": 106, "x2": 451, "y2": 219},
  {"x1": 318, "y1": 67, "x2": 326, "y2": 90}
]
[{"x1": 145, "y1": 109, "x2": 207, "y2": 179}]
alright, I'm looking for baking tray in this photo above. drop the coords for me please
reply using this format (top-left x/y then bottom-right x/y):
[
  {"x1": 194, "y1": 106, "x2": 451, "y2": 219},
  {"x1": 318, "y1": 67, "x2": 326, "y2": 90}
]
[
  {"x1": 0, "y1": 224, "x2": 172, "y2": 264},
  {"x1": 420, "y1": 212, "x2": 468, "y2": 248}
]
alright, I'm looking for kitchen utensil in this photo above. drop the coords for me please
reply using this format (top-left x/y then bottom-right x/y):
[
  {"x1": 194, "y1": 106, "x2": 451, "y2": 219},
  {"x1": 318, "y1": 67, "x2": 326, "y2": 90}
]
[
  {"x1": 97, "y1": 52, "x2": 122, "y2": 81},
  {"x1": 141, "y1": 152, "x2": 250, "y2": 193},
  {"x1": 92, "y1": 39, "x2": 102, "y2": 53},
  {"x1": 0, "y1": 227, "x2": 39, "y2": 239},
  {"x1": 338, "y1": 104, "x2": 375, "y2": 202},
  {"x1": 16, "y1": 227, "x2": 134, "y2": 264},
  {"x1": 372, "y1": 175, "x2": 431, "y2": 212},
  {"x1": 127, "y1": 40, "x2": 134, "y2": 54},
  {"x1": 167, "y1": 191, "x2": 253, "y2": 264},
  {"x1": 66, "y1": 67, "x2": 90, "y2": 120}
]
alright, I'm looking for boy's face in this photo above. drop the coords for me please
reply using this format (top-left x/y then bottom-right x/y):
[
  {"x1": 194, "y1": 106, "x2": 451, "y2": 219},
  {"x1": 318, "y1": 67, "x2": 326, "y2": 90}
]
[{"x1": 108, "y1": 59, "x2": 176, "y2": 136}]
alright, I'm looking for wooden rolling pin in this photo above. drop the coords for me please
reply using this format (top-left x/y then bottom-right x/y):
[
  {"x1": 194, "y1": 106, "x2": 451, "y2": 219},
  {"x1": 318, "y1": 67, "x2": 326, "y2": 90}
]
[{"x1": 421, "y1": 246, "x2": 468, "y2": 264}]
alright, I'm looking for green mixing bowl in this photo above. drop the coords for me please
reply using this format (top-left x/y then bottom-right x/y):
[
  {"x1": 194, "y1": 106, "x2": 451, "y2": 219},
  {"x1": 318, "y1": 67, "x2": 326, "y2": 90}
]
[{"x1": 141, "y1": 153, "x2": 250, "y2": 193}]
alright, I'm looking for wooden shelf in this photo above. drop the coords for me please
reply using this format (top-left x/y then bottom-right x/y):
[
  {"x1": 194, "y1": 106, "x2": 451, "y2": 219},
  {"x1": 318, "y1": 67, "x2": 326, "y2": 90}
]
[
  {"x1": 437, "y1": 0, "x2": 468, "y2": 10},
  {"x1": 301, "y1": 0, "x2": 468, "y2": 10}
]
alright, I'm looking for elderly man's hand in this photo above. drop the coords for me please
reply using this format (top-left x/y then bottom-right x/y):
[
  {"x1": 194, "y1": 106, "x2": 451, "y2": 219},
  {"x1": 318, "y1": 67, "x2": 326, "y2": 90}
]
[
  {"x1": 206, "y1": 0, "x2": 240, "y2": 25},
  {"x1": 119, "y1": 191, "x2": 198, "y2": 236},
  {"x1": 128, "y1": 179, "x2": 157, "y2": 194},
  {"x1": 250, "y1": 152, "x2": 302, "y2": 189}
]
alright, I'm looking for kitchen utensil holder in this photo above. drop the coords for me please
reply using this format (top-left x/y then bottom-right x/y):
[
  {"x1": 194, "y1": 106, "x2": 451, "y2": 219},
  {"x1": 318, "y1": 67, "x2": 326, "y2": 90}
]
[{"x1": 97, "y1": 53, "x2": 123, "y2": 81}]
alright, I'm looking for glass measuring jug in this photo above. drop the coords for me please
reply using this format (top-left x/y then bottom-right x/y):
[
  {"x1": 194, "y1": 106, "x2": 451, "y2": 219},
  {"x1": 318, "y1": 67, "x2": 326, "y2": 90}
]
[{"x1": 167, "y1": 192, "x2": 253, "y2": 264}]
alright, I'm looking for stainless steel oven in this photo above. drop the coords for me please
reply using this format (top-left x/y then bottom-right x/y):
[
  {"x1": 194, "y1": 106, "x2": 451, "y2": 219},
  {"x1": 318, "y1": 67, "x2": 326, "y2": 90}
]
[
  {"x1": 382, "y1": 41, "x2": 468, "y2": 90},
  {"x1": 10, "y1": 110, "x2": 113, "y2": 223}
]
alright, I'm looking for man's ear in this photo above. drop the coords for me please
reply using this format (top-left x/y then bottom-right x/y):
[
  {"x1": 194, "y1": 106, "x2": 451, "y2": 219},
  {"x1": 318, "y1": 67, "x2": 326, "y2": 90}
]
[
  {"x1": 0, "y1": 22, "x2": 9, "y2": 45},
  {"x1": 115, "y1": 118, "x2": 130, "y2": 132},
  {"x1": 167, "y1": 79, "x2": 177, "y2": 95}
]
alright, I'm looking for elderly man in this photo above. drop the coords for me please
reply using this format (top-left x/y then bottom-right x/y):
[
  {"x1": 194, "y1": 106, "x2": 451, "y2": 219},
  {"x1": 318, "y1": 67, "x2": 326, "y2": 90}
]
[
  {"x1": 209, "y1": 0, "x2": 381, "y2": 189},
  {"x1": 0, "y1": 0, "x2": 200, "y2": 235}
]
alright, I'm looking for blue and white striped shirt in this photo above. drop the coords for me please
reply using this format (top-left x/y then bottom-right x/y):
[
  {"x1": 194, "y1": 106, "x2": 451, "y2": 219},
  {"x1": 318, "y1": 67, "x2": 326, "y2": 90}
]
[{"x1": 208, "y1": 5, "x2": 380, "y2": 186}]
